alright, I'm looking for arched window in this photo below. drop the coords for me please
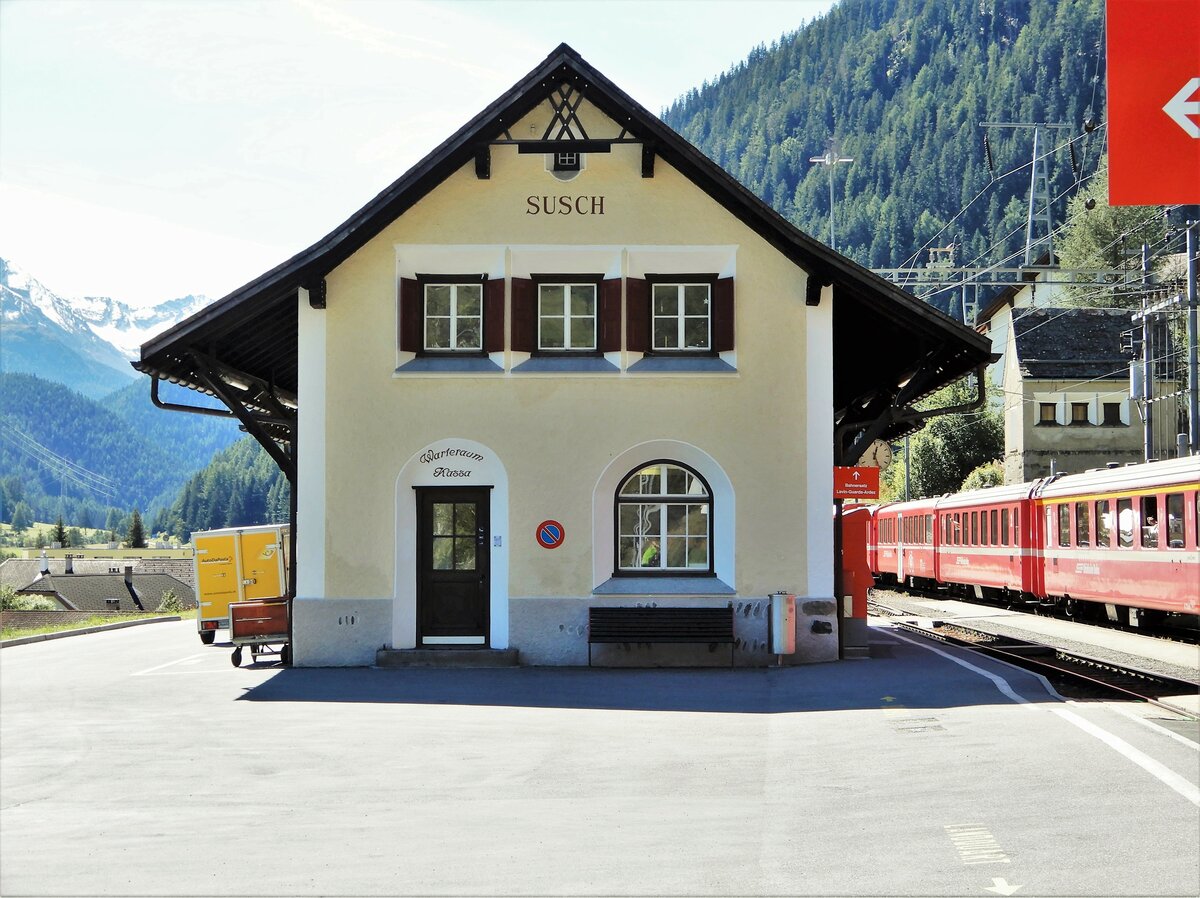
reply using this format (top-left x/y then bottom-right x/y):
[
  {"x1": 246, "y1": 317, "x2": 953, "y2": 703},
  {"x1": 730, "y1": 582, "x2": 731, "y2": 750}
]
[{"x1": 615, "y1": 461, "x2": 712, "y2": 574}]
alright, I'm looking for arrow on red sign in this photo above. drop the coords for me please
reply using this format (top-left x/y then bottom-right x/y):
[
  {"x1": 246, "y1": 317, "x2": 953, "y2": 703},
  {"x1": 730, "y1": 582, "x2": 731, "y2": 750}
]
[{"x1": 1164, "y1": 77, "x2": 1200, "y2": 138}]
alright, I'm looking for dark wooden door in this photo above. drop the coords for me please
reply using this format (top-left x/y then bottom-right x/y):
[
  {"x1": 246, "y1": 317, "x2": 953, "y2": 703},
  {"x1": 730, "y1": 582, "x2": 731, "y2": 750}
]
[{"x1": 417, "y1": 487, "x2": 490, "y2": 646}]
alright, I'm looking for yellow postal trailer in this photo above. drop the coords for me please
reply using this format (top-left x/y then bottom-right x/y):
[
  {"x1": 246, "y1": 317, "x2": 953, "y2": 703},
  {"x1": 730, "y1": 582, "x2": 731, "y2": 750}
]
[{"x1": 192, "y1": 524, "x2": 290, "y2": 644}]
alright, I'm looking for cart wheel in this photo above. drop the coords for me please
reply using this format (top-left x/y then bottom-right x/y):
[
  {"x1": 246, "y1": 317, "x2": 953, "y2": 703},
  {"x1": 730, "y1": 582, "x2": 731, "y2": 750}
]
[
  {"x1": 200, "y1": 630, "x2": 216, "y2": 645},
  {"x1": 231, "y1": 647, "x2": 243, "y2": 667},
  {"x1": 281, "y1": 644, "x2": 291, "y2": 665}
]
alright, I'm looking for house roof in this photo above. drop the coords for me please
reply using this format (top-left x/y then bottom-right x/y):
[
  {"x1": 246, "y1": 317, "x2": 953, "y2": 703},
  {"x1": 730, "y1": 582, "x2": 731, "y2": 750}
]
[
  {"x1": 17, "y1": 573, "x2": 196, "y2": 614},
  {"x1": 0, "y1": 557, "x2": 197, "y2": 592},
  {"x1": 1011, "y1": 307, "x2": 1133, "y2": 380},
  {"x1": 135, "y1": 42, "x2": 990, "y2": 452}
]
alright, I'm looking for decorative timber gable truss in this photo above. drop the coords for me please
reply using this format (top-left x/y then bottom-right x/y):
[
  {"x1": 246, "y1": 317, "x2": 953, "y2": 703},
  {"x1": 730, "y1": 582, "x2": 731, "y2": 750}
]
[{"x1": 135, "y1": 42, "x2": 990, "y2": 475}]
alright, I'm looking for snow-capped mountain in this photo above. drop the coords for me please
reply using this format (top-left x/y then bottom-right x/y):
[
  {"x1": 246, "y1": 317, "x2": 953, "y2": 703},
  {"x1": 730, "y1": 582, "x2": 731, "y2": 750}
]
[{"x1": 0, "y1": 256, "x2": 211, "y2": 399}]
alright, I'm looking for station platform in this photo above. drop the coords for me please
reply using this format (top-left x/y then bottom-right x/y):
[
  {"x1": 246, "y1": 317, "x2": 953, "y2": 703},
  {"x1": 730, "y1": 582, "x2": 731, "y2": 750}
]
[{"x1": 871, "y1": 590, "x2": 1200, "y2": 714}]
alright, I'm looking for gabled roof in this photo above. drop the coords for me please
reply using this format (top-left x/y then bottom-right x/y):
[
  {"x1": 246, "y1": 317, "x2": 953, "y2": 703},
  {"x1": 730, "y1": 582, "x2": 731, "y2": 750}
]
[
  {"x1": 135, "y1": 43, "x2": 990, "y2": 448},
  {"x1": 18, "y1": 573, "x2": 196, "y2": 614},
  {"x1": 1011, "y1": 307, "x2": 1133, "y2": 380},
  {"x1": 1, "y1": 557, "x2": 197, "y2": 592}
]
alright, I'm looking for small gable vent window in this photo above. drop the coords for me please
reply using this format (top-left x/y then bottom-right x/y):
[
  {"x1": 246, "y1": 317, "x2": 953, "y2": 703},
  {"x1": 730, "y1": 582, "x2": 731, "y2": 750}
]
[{"x1": 546, "y1": 152, "x2": 584, "y2": 181}]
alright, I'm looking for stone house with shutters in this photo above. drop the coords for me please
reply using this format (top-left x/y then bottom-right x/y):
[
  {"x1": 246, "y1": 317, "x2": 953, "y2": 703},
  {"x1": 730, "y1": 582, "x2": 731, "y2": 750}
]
[
  {"x1": 1000, "y1": 306, "x2": 1180, "y2": 482},
  {"x1": 135, "y1": 45, "x2": 990, "y2": 667}
]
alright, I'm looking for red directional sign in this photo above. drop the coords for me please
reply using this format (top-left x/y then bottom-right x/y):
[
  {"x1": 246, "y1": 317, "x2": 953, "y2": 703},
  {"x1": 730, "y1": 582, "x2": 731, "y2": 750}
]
[
  {"x1": 1107, "y1": 0, "x2": 1200, "y2": 204},
  {"x1": 833, "y1": 466, "x2": 880, "y2": 500}
]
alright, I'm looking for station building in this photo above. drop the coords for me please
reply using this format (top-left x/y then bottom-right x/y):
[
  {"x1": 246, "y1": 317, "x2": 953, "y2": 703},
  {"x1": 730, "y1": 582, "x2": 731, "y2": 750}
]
[{"x1": 136, "y1": 45, "x2": 990, "y2": 667}]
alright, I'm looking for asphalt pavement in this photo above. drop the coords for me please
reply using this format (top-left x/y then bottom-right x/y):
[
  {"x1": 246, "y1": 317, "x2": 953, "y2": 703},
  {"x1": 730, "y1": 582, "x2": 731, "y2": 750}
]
[{"x1": 2, "y1": 618, "x2": 1197, "y2": 897}]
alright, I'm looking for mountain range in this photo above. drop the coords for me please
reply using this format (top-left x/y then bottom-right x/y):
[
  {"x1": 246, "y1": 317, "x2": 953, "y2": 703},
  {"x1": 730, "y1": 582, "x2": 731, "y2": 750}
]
[
  {"x1": 0, "y1": 257, "x2": 210, "y2": 399},
  {"x1": 0, "y1": 256, "x2": 242, "y2": 530}
]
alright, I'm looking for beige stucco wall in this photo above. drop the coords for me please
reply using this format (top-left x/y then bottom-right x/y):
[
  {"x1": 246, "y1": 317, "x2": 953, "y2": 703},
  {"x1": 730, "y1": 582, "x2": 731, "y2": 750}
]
[{"x1": 298, "y1": 98, "x2": 833, "y2": 664}]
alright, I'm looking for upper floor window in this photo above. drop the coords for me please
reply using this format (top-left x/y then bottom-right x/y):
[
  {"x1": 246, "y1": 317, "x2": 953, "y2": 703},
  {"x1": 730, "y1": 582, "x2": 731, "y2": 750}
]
[
  {"x1": 626, "y1": 274, "x2": 733, "y2": 356},
  {"x1": 1102, "y1": 402, "x2": 1123, "y2": 426},
  {"x1": 425, "y1": 283, "x2": 482, "y2": 352},
  {"x1": 1070, "y1": 402, "x2": 1090, "y2": 425},
  {"x1": 538, "y1": 279, "x2": 598, "y2": 352},
  {"x1": 399, "y1": 274, "x2": 503, "y2": 357},
  {"x1": 616, "y1": 461, "x2": 712, "y2": 574},
  {"x1": 652, "y1": 281, "x2": 711, "y2": 351},
  {"x1": 1038, "y1": 402, "x2": 1058, "y2": 425}
]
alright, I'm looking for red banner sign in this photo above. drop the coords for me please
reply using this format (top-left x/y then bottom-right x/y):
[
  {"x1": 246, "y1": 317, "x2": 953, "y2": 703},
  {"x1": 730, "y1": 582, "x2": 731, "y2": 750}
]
[
  {"x1": 834, "y1": 466, "x2": 880, "y2": 500},
  {"x1": 1107, "y1": 0, "x2": 1200, "y2": 204}
]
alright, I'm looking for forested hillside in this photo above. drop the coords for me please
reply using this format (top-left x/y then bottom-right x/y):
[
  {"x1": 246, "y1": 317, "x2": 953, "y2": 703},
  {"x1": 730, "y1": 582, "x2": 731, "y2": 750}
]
[
  {"x1": 0, "y1": 373, "x2": 241, "y2": 530},
  {"x1": 150, "y1": 436, "x2": 290, "y2": 540},
  {"x1": 663, "y1": 0, "x2": 1106, "y2": 293},
  {"x1": 105, "y1": 379, "x2": 240, "y2": 468},
  {"x1": 0, "y1": 372, "x2": 187, "y2": 525}
]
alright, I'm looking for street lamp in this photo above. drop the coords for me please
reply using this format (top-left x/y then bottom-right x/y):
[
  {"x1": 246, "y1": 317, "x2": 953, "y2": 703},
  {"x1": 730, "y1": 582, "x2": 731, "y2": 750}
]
[{"x1": 809, "y1": 145, "x2": 853, "y2": 252}]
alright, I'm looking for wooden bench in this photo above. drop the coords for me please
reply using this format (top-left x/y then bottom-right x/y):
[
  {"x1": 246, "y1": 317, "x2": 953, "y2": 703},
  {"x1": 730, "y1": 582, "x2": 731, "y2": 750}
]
[{"x1": 587, "y1": 605, "x2": 735, "y2": 667}]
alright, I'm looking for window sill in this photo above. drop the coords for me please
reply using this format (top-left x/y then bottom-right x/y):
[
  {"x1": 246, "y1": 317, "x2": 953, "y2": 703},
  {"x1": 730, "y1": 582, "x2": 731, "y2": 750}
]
[
  {"x1": 593, "y1": 576, "x2": 735, "y2": 596},
  {"x1": 627, "y1": 357, "x2": 736, "y2": 374},
  {"x1": 395, "y1": 357, "x2": 502, "y2": 374},
  {"x1": 513, "y1": 357, "x2": 618, "y2": 374}
]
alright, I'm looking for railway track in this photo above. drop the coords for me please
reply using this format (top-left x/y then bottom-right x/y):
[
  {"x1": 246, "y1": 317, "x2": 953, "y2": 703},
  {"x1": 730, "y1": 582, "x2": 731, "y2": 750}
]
[{"x1": 870, "y1": 601, "x2": 1199, "y2": 716}]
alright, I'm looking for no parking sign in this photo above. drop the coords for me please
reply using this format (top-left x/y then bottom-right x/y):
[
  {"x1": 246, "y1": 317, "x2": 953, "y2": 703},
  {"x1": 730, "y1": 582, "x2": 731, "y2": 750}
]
[{"x1": 535, "y1": 520, "x2": 565, "y2": 549}]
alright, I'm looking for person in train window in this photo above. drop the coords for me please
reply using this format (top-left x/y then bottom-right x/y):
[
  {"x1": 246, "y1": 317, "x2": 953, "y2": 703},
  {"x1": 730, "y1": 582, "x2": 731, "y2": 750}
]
[{"x1": 1142, "y1": 516, "x2": 1158, "y2": 548}]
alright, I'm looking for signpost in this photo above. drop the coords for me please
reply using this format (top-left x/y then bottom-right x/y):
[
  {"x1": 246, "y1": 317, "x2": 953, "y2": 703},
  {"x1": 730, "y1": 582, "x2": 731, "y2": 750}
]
[
  {"x1": 1107, "y1": 0, "x2": 1200, "y2": 204},
  {"x1": 833, "y1": 466, "x2": 880, "y2": 501}
]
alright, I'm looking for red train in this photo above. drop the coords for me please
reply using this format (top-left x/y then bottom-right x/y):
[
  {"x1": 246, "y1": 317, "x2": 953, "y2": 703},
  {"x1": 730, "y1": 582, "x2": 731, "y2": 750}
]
[{"x1": 862, "y1": 456, "x2": 1200, "y2": 626}]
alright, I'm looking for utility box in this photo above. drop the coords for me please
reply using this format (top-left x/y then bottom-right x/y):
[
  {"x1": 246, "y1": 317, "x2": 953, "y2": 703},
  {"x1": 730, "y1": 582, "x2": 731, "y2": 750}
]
[
  {"x1": 192, "y1": 524, "x2": 289, "y2": 645},
  {"x1": 769, "y1": 592, "x2": 796, "y2": 654}
]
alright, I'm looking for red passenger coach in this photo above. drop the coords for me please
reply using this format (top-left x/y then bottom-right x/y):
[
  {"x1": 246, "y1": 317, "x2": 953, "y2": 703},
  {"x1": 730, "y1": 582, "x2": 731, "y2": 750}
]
[
  {"x1": 873, "y1": 498, "x2": 939, "y2": 587},
  {"x1": 935, "y1": 482, "x2": 1037, "y2": 601},
  {"x1": 1034, "y1": 457, "x2": 1199, "y2": 623},
  {"x1": 858, "y1": 457, "x2": 1198, "y2": 627}
]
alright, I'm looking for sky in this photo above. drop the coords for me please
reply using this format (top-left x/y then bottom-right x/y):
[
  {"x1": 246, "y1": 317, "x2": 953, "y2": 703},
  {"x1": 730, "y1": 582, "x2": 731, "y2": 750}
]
[{"x1": 0, "y1": 0, "x2": 837, "y2": 307}]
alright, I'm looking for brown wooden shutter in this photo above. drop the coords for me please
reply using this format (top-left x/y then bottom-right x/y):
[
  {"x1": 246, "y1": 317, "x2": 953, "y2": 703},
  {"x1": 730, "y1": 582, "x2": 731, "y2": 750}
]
[
  {"x1": 510, "y1": 278, "x2": 535, "y2": 352},
  {"x1": 712, "y1": 276, "x2": 735, "y2": 352},
  {"x1": 626, "y1": 277, "x2": 649, "y2": 352},
  {"x1": 599, "y1": 278, "x2": 622, "y2": 352},
  {"x1": 483, "y1": 277, "x2": 505, "y2": 352},
  {"x1": 399, "y1": 278, "x2": 421, "y2": 352}
]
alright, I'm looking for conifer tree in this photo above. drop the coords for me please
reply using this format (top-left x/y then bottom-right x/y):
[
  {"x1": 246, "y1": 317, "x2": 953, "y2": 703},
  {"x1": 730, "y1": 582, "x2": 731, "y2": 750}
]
[
  {"x1": 126, "y1": 509, "x2": 147, "y2": 549},
  {"x1": 52, "y1": 516, "x2": 68, "y2": 547}
]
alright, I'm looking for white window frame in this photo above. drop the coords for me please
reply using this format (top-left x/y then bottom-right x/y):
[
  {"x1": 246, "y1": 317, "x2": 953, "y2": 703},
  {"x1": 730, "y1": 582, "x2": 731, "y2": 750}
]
[
  {"x1": 424, "y1": 282, "x2": 483, "y2": 352},
  {"x1": 650, "y1": 282, "x2": 712, "y2": 352},
  {"x1": 537, "y1": 281, "x2": 598, "y2": 352},
  {"x1": 616, "y1": 461, "x2": 713, "y2": 575}
]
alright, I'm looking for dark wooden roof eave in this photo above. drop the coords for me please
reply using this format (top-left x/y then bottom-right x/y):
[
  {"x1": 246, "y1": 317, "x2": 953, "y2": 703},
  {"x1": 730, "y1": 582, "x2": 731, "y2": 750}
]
[{"x1": 138, "y1": 41, "x2": 991, "y2": 413}]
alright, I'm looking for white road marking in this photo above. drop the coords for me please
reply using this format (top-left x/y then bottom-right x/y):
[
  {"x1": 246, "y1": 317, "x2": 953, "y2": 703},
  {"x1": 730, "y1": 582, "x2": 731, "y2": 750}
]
[
  {"x1": 131, "y1": 653, "x2": 212, "y2": 676},
  {"x1": 944, "y1": 824, "x2": 1010, "y2": 865},
  {"x1": 885, "y1": 629, "x2": 1200, "y2": 807}
]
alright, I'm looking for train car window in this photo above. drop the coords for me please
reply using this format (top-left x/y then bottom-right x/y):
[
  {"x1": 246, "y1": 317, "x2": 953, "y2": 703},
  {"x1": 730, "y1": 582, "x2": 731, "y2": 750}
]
[
  {"x1": 980, "y1": 511, "x2": 989, "y2": 545},
  {"x1": 1001, "y1": 508, "x2": 1009, "y2": 546},
  {"x1": 1117, "y1": 498, "x2": 1134, "y2": 548},
  {"x1": 989, "y1": 509, "x2": 998, "y2": 545},
  {"x1": 1095, "y1": 500, "x2": 1111, "y2": 548},
  {"x1": 1140, "y1": 496, "x2": 1159, "y2": 548},
  {"x1": 1057, "y1": 504, "x2": 1070, "y2": 547},
  {"x1": 1013, "y1": 506, "x2": 1019, "y2": 543},
  {"x1": 953, "y1": 514, "x2": 962, "y2": 546},
  {"x1": 971, "y1": 511, "x2": 979, "y2": 545},
  {"x1": 1074, "y1": 501, "x2": 1090, "y2": 546},
  {"x1": 1165, "y1": 493, "x2": 1184, "y2": 549},
  {"x1": 926, "y1": 515, "x2": 933, "y2": 545}
]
